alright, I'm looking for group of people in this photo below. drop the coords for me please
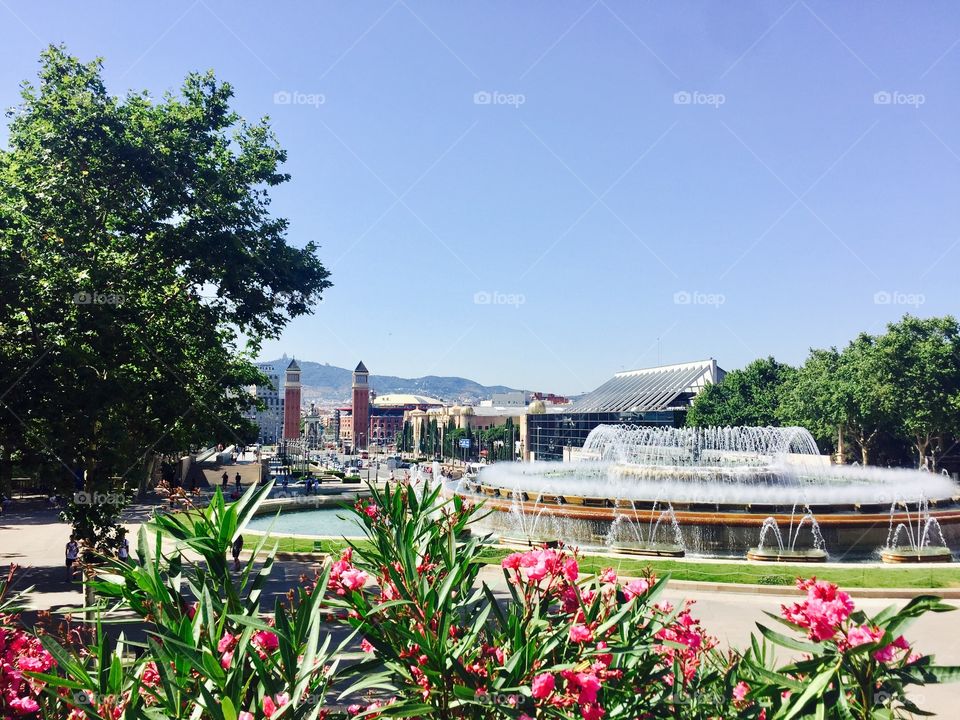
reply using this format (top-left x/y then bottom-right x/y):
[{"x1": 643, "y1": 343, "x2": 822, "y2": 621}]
[
  {"x1": 221, "y1": 470, "x2": 244, "y2": 498},
  {"x1": 65, "y1": 531, "x2": 246, "y2": 576},
  {"x1": 64, "y1": 531, "x2": 129, "y2": 578}
]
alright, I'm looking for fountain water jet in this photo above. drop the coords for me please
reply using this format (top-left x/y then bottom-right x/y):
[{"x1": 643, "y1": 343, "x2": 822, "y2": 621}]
[
  {"x1": 881, "y1": 498, "x2": 953, "y2": 563},
  {"x1": 746, "y1": 505, "x2": 827, "y2": 562},
  {"x1": 606, "y1": 501, "x2": 685, "y2": 557}
]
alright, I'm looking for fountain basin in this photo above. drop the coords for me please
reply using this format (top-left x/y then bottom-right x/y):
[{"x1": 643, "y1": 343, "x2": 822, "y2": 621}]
[
  {"x1": 609, "y1": 542, "x2": 685, "y2": 558},
  {"x1": 453, "y1": 425, "x2": 960, "y2": 560},
  {"x1": 746, "y1": 547, "x2": 828, "y2": 562},
  {"x1": 499, "y1": 536, "x2": 561, "y2": 549},
  {"x1": 880, "y1": 546, "x2": 953, "y2": 564}
]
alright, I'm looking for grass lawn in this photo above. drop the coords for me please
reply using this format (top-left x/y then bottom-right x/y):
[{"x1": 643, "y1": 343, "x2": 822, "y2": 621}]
[{"x1": 262, "y1": 540, "x2": 960, "y2": 589}]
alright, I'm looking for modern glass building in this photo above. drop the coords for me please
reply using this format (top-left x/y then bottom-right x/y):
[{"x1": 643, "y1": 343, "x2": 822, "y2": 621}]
[{"x1": 525, "y1": 360, "x2": 724, "y2": 461}]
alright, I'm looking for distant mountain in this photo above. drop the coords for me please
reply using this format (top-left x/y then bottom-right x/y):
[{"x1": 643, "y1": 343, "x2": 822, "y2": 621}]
[{"x1": 260, "y1": 358, "x2": 520, "y2": 405}]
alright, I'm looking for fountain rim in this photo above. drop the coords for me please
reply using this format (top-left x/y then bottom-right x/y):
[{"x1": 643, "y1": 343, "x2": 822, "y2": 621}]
[{"x1": 446, "y1": 485, "x2": 960, "y2": 527}]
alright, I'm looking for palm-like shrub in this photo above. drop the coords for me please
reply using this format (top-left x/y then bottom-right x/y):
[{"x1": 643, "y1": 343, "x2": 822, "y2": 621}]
[{"x1": 28, "y1": 483, "x2": 354, "y2": 719}]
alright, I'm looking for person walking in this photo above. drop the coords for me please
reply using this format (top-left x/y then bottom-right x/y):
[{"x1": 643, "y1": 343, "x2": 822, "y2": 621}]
[
  {"x1": 221, "y1": 471, "x2": 228, "y2": 490},
  {"x1": 65, "y1": 536, "x2": 79, "y2": 578},
  {"x1": 231, "y1": 535, "x2": 243, "y2": 570},
  {"x1": 118, "y1": 533, "x2": 130, "y2": 562},
  {"x1": 235, "y1": 471, "x2": 242, "y2": 493}
]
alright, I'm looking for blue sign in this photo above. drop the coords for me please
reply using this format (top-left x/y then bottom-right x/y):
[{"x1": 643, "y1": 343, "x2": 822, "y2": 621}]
[{"x1": 458, "y1": 438, "x2": 472, "y2": 449}]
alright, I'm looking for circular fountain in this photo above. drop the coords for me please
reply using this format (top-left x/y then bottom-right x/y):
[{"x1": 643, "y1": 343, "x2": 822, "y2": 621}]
[{"x1": 448, "y1": 425, "x2": 960, "y2": 560}]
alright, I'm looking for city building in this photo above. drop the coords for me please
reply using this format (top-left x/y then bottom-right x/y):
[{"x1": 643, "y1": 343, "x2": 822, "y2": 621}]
[
  {"x1": 351, "y1": 361, "x2": 370, "y2": 450},
  {"x1": 490, "y1": 390, "x2": 530, "y2": 407},
  {"x1": 523, "y1": 359, "x2": 725, "y2": 461},
  {"x1": 245, "y1": 363, "x2": 284, "y2": 445},
  {"x1": 404, "y1": 404, "x2": 525, "y2": 457},
  {"x1": 282, "y1": 359, "x2": 302, "y2": 440},
  {"x1": 337, "y1": 369, "x2": 444, "y2": 452}
]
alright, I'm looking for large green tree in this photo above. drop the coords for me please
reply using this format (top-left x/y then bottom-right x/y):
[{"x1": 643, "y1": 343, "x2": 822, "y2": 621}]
[
  {"x1": 875, "y1": 315, "x2": 960, "y2": 470},
  {"x1": 686, "y1": 357, "x2": 796, "y2": 427},
  {"x1": 0, "y1": 47, "x2": 331, "y2": 548},
  {"x1": 779, "y1": 347, "x2": 845, "y2": 456}
]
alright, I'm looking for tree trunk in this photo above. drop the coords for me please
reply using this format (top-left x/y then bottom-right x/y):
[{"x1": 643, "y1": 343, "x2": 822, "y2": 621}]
[
  {"x1": 915, "y1": 437, "x2": 930, "y2": 469},
  {"x1": 861, "y1": 445, "x2": 870, "y2": 466},
  {"x1": 137, "y1": 453, "x2": 159, "y2": 500}
]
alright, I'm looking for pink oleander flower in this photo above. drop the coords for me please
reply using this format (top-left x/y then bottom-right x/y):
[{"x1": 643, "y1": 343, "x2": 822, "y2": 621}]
[
  {"x1": 563, "y1": 557, "x2": 579, "y2": 582},
  {"x1": 217, "y1": 633, "x2": 238, "y2": 654},
  {"x1": 581, "y1": 703, "x2": 604, "y2": 720},
  {"x1": 531, "y1": 673, "x2": 555, "y2": 699},
  {"x1": 361, "y1": 638, "x2": 375, "y2": 653},
  {"x1": 781, "y1": 577, "x2": 855, "y2": 642},
  {"x1": 526, "y1": 549, "x2": 560, "y2": 582},
  {"x1": 140, "y1": 661, "x2": 160, "y2": 687},
  {"x1": 502, "y1": 553, "x2": 524, "y2": 570},
  {"x1": 262, "y1": 692, "x2": 290, "y2": 718},
  {"x1": 623, "y1": 578, "x2": 651, "y2": 600},
  {"x1": 733, "y1": 681, "x2": 750, "y2": 701},
  {"x1": 239, "y1": 713, "x2": 254, "y2": 720},
  {"x1": 252, "y1": 630, "x2": 280, "y2": 657},
  {"x1": 340, "y1": 568, "x2": 369, "y2": 592},
  {"x1": 570, "y1": 624, "x2": 594, "y2": 643},
  {"x1": 874, "y1": 634, "x2": 911, "y2": 663},
  {"x1": 9, "y1": 696, "x2": 41, "y2": 715},
  {"x1": 575, "y1": 671, "x2": 602, "y2": 704},
  {"x1": 364, "y1": 504, "x2": 379, "y2": 519},
  {"x1": 220, "y1": 650, "x2": 233, "y2": 669},
  {"x1": 845, "y1": 624, "x2": 883, "y2": 649},
  {"x1": 600, "y1": 567, "x2": 617, "y2": 584}
]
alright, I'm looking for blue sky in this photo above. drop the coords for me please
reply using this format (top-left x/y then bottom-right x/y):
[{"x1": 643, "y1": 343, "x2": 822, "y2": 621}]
[{"x1": 2, "y1": 2, "x2": 958, "y2": 395}]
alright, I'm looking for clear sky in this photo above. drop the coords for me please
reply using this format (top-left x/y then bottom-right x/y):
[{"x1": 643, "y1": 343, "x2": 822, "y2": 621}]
[{"x1": 2, "y1": 2, "x2": 958, "y2": 395}]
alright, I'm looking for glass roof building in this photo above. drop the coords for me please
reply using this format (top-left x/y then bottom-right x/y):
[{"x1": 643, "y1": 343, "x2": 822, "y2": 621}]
[{"x1": 525, "y1": 359, "x2": 725, "y2": 461}]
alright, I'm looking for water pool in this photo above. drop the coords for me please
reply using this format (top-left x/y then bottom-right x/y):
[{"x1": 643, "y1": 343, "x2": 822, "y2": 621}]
[{"x1": 246, "y1": 507, "x2": 365, "y2": 537}]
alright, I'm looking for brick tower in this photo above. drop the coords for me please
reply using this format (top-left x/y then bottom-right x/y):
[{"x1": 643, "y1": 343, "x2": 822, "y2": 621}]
[
  {"x1": 352, "y1": 361, "x2": 370, "y2": 451},
  {"x1": 282, "y1": 359, "x2": 301, "y2": 440}
]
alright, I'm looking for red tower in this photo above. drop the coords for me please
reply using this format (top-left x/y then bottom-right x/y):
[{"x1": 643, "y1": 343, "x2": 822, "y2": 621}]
[
  {"x1": 352, "y1": 361, "x2": 370, "y2": 451},
  {"x1": 282, "y1": 359, "x2": 302, "y2": 440}
]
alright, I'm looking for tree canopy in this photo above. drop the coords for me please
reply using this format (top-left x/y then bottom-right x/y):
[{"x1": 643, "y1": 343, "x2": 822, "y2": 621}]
[
  {"x1": 685, "y1": 357, "x2": 796, "y2": 428},
  {"x1": 688, "y1": 315, "x2": 960, "y2": 469},
  {"x1": 0, "y1": 46, "x2": 331, "y2": 546}
]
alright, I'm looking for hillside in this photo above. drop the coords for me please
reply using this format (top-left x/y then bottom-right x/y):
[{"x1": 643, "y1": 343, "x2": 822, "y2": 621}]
[{"x1": 261, "y1": 357, "x2": 520, "y2": 405}]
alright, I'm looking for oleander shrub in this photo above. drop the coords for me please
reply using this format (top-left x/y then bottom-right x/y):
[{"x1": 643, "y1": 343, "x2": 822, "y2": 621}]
[{"x1": 3, "y1": 479, "x2": 958, "y2": 719}]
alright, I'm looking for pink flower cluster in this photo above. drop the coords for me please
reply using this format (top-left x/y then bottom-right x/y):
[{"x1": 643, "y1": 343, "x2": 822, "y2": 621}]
[
  {"x1": 237, "y1": 692, "x2": 289, "y2": 720},
  {"x1": 654, "y1": 604, "x2": 717, "y2": 684},
  {"x1": 502, "y1": 548, "x2": 579, "y2": 584},
  {"x1": 1, "y1": 611, "x2": 55, "y2": 716},
  {"x1": 783, "y1": 578, "x2": 917, "y2": 665},
  {"x1": 527, "y1": 647, "x2": 621, "y2": 720},
  {"x1": 781, "y1": 577, "x2": 856, "y2": 642},
  {"x1": 329, "y1": 549, "x2": 369, "y2": 596}
]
